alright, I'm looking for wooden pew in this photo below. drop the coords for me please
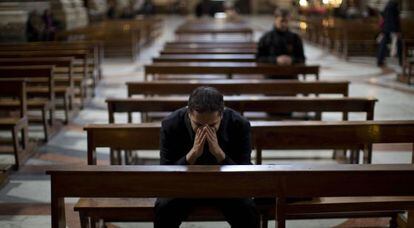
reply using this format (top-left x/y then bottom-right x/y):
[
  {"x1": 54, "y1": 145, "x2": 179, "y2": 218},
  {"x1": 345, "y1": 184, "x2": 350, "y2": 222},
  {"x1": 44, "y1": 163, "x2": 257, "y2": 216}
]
[
  {"x1": 0, "y1": 66, "x2": 55, "y2": 141},
  {"x1": 160, "y1": 48, "x2": 256, "y2": 55},
  {"x1": 164, "y1": 42, "x2": 257, "y2": 49},
  {"x1": 165, "y1": 41, "x2": 256, "y2": 47},
  {"x1": 48, "y1": 164, "x2": 414, "y2": 228},
  {"x1": 175, "y1": 21, "x2": 253, "y2": 41},
  {"x1": 56, "y1": 22, "x2": 140, "y2": 60},
  {"x1": 76, "y1": 121, "x2": 414, "y2": 227},
  {"x1": 402, "y1": 39, "x2": 414, "y2": 85},
  {"x1": 0, "y1": 58, "x2": 75, "y2": 123},
  {"x1": 0, "y1": 41, "x2": 103, "y2": 80},
  {"x1": 144, "y1": 62, "x2": 320, "y2": 81},
  {"x1": 85, "y1": 119, "x2": 413, "y2": 167},
  {"x1": 56, "y1": 17, "x2": 163, "y2": 60},
  {"x1": 106, "y1": 97, "x2": 376, "y2": 124},
  {"x1": 153, "y1": 54, "x2": 257, "y2": 62},
  {"x1": 0, "y1": 50, "x2": 92, "y2": 106},
  {"x1": 126, "y1": 80, "x2": 349, "y2": 97},
  {"x1": 0, "y1": 79, "x2": 28, "y2": 169}
]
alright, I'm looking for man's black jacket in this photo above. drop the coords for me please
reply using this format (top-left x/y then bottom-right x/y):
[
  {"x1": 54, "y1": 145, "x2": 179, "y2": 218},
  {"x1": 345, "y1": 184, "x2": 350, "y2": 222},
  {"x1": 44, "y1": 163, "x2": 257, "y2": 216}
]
[
  {"x1": 160, "y1": 107, "x2": 252, "y2": 165},
  {"x1": 256, "y1": 27, "x2": 305, "y2": 64}
]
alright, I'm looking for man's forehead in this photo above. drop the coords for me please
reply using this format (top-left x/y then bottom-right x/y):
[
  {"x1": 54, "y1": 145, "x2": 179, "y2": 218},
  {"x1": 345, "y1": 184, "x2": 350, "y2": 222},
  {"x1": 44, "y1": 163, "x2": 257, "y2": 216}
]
[{"x1": 190, "y1": 111, "x2": 221, "y2": 123}]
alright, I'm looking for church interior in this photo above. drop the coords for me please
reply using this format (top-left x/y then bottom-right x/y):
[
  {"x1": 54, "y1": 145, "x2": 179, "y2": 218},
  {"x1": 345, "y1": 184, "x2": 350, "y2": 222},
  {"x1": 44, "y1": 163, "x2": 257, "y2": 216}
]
[{"x1": 0, "y1": 0, "x2": 414, "y2": 227}]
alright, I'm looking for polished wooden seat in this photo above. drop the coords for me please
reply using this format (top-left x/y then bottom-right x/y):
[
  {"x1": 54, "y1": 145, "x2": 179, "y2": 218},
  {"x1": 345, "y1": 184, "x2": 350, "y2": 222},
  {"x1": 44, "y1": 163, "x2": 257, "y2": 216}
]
[
  {"x1": 144, "y1": 62, "x2": 320, "y2": 80},
  {"x1": 160, "y1": 48, "x2": 256, "y2": 55},
  {"x1": 153, "y1": 54, "x2": 257, "y2": 62},
  {"x1": 0, "y1": 79, "x2": 28, "y2": 169},
  {"x1": 106, "y1": 96, "x2": 376, "y2": 123},
  {"x1": 126, "y1": 80, "x2": 349, "y2": 97}
]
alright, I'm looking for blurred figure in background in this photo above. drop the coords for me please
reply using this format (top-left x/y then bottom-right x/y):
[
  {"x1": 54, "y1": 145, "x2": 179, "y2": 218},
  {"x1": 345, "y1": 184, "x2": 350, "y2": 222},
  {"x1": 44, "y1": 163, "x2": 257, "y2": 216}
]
[
  {"x1": 26, "y1": 11, "x2": 44, "y2": 42},
  {"x1": 377, "y1": 0, "x2": 402, "y2": 67},
  {"x1": 195, "y1": 0, "x2": 214, "y2": 17},
  {"x1": 257, "y1": 8, "x2": 305, "y2": 67}
]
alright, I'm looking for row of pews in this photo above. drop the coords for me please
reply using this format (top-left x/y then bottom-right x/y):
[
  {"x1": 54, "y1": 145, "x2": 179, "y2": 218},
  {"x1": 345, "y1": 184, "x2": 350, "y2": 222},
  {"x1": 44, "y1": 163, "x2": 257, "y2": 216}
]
[
  {"x1": 0, "y1": 17, "x2": 164, "y2": 171},
  {"x1": 0, "y1": 41, "x2": 102, "y2": 170},
  {"x1": 294, "y1": 16, "x2": 414, "y2": 85},
  {"x1": 56, "y1": 16, "x2": 163, "y2": 60},
  {"x1": 45, "y1": 18, "x2": 414, "y2": 228}
]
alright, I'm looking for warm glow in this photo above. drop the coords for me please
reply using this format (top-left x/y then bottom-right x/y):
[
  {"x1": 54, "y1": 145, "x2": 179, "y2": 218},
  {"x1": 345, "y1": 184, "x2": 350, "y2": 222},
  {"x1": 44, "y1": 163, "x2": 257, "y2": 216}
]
[
  {"x1": 299, "y1": 22, "x2": 307, "y2": 30},
  {"x1": 299, "y1": 0, "x2": 308, "y2": 7},
  {"x1": 214, "y1": 12, "x2": 227, "y2": 19},
  {"x1": 321, "y1": 0, "x2": 343, "y2": 7}
]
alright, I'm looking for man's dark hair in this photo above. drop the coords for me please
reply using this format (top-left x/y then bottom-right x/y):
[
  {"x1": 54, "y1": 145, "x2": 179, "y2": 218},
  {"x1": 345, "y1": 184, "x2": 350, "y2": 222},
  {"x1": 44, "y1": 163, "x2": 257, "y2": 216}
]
[
  {"x1": 188, "y1": 86, "x2": 224, "y2": 113},
  {"x1": 274, "y1": 8, "x2": 290, "y2": 18}
]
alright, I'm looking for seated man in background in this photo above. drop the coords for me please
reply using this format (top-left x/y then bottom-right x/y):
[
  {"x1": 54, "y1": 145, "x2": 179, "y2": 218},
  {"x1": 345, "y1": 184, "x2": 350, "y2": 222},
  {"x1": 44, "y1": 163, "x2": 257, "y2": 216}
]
[
  {"x1": 257, "y1": 8, "x2": 305, "y2": 66},
  {"x1": 154, "y1": 87, "x2": 259, "y2": 228}
]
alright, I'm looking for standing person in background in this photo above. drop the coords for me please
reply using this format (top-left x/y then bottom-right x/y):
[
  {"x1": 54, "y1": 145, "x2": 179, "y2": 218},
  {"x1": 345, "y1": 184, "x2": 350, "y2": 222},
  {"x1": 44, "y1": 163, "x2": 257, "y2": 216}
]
[
  {"x1": 42, "y1": 9, "x2": 58, "y2": 41},
  {"x1": 195, "y1": 0, "x2": 214, "y2": 18},
  {"x1": 377, "y1": 0, "x2": 402, "y2": 67},
  {"x1": 26, "y1": 11, "x2": 43, "y2": 42}
]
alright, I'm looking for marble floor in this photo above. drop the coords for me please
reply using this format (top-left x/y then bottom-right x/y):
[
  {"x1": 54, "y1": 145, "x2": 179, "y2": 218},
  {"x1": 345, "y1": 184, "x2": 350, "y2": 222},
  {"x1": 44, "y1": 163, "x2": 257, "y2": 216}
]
[{"x1": 0, "y1": 16, "x2": 413, "y2": 228}]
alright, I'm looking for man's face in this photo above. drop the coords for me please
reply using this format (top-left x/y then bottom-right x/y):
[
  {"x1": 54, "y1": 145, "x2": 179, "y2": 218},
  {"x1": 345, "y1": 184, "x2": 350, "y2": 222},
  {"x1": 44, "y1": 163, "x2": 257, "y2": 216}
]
[
  {"x1": 188, "y1": 110, "x2": 222, "y2": 132},
  {"x1": 274, "y1": 16, "x2": 290, "y2": 31}
]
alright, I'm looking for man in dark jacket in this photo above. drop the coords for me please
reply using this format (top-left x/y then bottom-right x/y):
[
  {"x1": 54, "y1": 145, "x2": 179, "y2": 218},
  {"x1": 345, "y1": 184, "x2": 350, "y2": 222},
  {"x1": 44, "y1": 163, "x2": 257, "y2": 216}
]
[
  {"x1": 257, "y1": 8, "x2": 305, "y2": 66},
  {"x1": 377, "y1": 0, "x2": 402, "y2": 67},
  {"x1": 154, "y1": 87, "x2": 259, "y2": 228}
]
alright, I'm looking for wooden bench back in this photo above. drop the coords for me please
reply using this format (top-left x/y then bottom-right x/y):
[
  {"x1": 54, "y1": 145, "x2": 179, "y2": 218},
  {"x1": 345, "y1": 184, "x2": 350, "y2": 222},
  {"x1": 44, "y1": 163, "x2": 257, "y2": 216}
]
[
  {"x1": 46, "y1": 164, "x2": 414, "y2": 228},
  {"x1": 144, "y1": 63, "x2": 320, "y2": 80},
  {"x1": 83, "y1": 120, "x2": 413, "y2": 165},
  {"x1": 160, "y1": 49, "x2": 256, "y2": 55},
  {"x1": 0, "y1": 51, "x2": 90, "y2": 79},
  {"x1": 164, "y1": 43, "x2": 257, "y2": 49},
  {"x1": 106, "y1": 97, "x2": 376, "y2": 123},
  {"x1": 0, "y1": 78, "x2": 27, "y2": 117},
  {"x1": 0, "y1": 41, "x2": 102, "y2": 76},
  {"x1": 0, "y1": 66, "x2": 55, "y2": 101},
  {"x1": 126, "y1": 80, "x2": 349, "y2": 97},
  {"x1": 153, "y1": 54, "x2": 257, "y2": 62}
]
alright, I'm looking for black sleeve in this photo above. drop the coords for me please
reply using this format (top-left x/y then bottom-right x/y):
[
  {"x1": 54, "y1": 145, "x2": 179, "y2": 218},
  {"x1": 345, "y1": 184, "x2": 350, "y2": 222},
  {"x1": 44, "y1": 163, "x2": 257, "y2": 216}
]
[
  {"x1": 159, "y1": 123, "x2": 189, "y2": 165},
  {"x1": 256, "y1": 34, "x2": 276, "y2": 63},
  {"x1": 221, "y1": 120, "x2": 252, "y2": 165},
  {"x1": 292, "y1": 34, "x2": 306, "y2": 64}
]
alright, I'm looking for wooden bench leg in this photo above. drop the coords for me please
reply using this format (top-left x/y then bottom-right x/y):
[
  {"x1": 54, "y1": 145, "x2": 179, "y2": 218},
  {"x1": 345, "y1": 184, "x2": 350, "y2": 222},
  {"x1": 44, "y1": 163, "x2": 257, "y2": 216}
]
[
  {"x1": 63, "y1": 92, "x2": 70, "y2": 124},
  {"x1": 275, "y1": 198, "x2": 286, "y2": 228},
  {"x1": 41, "y1": 108, "x2": 49, "y2": 142},
  {"x1": 49, "y1": 108, "x2": 54, "y2": 126},
  {"x1": 12, "y1": 127, "x2": 20, "y2": 170},
  {"x1": 389, "y1": 213, "x2": 398, "y2": 228},
  {"x1": 256, "y1": 148, "x2": 262, "y2": 165},
  {"x1": 79, "y1": 211, "x2": 90, "y2": 228},
  {"x1": 363, "y1": 145, "x2": 373, "y2": 164},
  {"x1": 408, "y1": 210, "x2": 414, "y2": 228},
  {"x1": 21, "y1": 125, "x2": 28, "y2": 150},
  {"x1": 90, "y1": 217, "x2": 98, "y2": 228},
  {"x1": 260, "y1": 213, "x2": 269, "y2": 228}
]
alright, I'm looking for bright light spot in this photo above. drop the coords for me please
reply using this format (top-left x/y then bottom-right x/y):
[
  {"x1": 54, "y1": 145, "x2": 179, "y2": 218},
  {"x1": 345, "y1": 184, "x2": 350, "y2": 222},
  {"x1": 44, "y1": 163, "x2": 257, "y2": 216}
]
[
  {"x1": 214, "y1": 12, "x2": 227, "y2": 19},
  {"x1": 322, "y1": 0, "x2": 330, "y2": 4},
  {"x1": 300, "y1": 22, "x2": 307, "y2": 30},
  {"x1": 299, "y1": 0, "x2": 309, "y2": 7}
]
